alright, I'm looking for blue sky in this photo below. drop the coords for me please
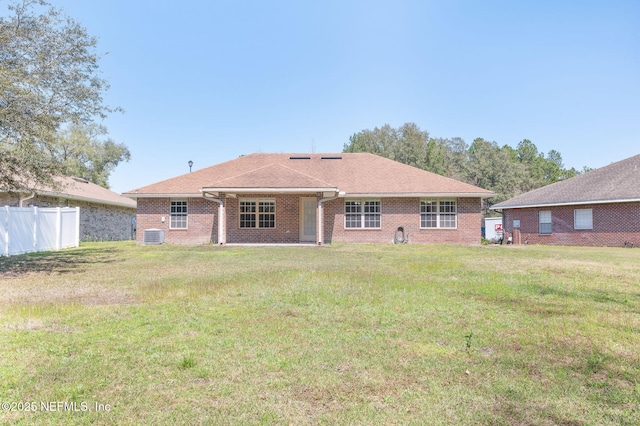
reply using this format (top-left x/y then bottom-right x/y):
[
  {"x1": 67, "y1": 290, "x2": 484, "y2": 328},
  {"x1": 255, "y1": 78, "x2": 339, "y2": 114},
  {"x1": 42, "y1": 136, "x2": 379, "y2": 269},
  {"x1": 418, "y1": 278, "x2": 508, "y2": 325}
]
[{"x1": 32, "y1": 1, "x2": 640, "y2": 193}]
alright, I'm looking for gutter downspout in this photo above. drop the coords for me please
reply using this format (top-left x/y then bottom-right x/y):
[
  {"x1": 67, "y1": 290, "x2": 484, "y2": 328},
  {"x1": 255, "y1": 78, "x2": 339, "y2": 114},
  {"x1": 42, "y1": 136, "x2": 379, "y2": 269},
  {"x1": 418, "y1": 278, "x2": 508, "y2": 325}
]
[
  {"x1": 202, "y1": 193, "x2": 226, "y2": 245},
  {"x1": 317, "y1": 191, "x2": 343, "y2": 245},
  {"x1": 19, "y1": 192, "x2": 35, "y2": 207}
]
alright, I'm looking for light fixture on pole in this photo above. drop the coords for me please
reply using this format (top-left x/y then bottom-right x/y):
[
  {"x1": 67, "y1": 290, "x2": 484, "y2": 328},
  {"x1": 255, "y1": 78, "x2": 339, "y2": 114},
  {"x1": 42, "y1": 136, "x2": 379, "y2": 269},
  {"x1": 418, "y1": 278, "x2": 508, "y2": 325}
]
[{"x1": 188, "y1": 160, "x2": 193, "y2": 172}]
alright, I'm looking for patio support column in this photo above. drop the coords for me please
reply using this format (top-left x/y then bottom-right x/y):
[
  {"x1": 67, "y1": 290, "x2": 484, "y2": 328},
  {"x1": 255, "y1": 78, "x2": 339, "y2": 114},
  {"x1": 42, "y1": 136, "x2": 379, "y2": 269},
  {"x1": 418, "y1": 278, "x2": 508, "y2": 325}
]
[
  {"x1": 202, "y1": 193, "x2": 226, "y2": 245},
  {"x1": 218, "y1": 200, "x2": 226, "y2": 245},
  {"x1": 316, "y1": 201, "x2": 322, "y2": 245},
  {"x1": 317, "y1": 192, "x2": 341, "y2": 245}
]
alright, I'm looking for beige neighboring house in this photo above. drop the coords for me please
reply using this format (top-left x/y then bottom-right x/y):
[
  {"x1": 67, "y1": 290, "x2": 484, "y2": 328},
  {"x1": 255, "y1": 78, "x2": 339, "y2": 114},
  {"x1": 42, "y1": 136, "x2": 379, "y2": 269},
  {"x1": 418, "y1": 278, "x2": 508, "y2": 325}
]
[{"x1": 1, "y1": 176, "x2": 137, "y2": 241}]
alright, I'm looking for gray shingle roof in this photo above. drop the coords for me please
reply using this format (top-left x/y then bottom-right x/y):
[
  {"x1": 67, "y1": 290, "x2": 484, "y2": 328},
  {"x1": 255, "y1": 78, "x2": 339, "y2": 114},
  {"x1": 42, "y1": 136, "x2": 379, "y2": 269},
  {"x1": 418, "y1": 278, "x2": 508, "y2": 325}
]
[
  {"x1": 491, "y1": 153, "x2": 640, "y2": 209},
  {"x1": 30, "y1": 176, "x2": 137, "y2": 209}
]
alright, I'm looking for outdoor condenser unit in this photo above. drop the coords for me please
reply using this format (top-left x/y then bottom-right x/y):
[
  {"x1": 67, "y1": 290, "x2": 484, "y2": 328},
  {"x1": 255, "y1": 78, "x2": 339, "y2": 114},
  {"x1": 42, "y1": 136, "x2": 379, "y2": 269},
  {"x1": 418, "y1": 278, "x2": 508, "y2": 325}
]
[{"x1": 142, "y1": 229, "x2": 165, "y2": 245}]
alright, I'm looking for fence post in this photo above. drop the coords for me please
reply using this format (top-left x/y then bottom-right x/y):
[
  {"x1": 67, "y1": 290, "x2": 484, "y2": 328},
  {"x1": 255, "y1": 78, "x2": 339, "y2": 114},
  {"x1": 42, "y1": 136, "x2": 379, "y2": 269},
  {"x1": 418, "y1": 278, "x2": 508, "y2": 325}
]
[
  {"x1": 2, "y1": 206, "x2": 8, "y2": 256},
  {"x1": 75, "y1": 207, "x2": 80, "y2": 247},
  {"x1": 55, "y1": 207, "x2": 62, "y2": 251},
  {"x1": 33, "y1": 206, "x2": 38, "y2": 251}
]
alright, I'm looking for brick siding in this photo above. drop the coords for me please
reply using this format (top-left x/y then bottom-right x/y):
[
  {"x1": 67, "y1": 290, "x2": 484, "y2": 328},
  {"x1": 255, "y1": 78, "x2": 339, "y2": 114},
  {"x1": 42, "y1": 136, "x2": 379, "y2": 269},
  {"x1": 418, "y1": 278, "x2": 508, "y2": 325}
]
[
  {"x1": 0, "y1": 194, "x2": 135, "y2": 241},
  {"x1": 501, "y1": 202, "x2": 640, "y2": 247},
  {"x1": 225, "y1": 193, "x2": 315, "y2": 244},
  {"x1": 136, "y1": 195, "x2": 483, "y2": 245},
  {"x1": 136, "y1": 197, "x2": 217, "y2": 244},
  {"x1": 322, "y1": 197, "x2": 481, "y2": 244}
]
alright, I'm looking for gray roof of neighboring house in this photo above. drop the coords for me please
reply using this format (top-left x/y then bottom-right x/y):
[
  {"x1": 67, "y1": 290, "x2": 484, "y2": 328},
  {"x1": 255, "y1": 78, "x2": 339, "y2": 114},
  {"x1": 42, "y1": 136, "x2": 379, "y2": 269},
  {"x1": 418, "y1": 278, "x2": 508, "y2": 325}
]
[
  {"x1": 491, "y1": 153, "x2": 640, "y2": 209},
  {"x1": 3, "y1": 175, "x2": 136, "y2": 209},
  {"x1": 24, "y1": 176, "x2": 136, "y2": 209}
]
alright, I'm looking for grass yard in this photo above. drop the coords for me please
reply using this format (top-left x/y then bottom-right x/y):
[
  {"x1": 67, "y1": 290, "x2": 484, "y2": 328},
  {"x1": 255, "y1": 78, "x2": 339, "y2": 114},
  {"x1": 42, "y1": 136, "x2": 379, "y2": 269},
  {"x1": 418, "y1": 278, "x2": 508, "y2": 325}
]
[{"x1": 0, "y1": 242, "x2": 639, "y2": 425}]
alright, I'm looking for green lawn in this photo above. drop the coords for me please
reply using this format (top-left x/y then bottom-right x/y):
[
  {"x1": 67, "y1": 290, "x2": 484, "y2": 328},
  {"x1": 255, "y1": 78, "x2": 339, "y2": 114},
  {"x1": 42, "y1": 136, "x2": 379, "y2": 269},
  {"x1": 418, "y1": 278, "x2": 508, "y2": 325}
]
[{"x1": 1, "y1": 242, "x2": 639, "y2": 425}]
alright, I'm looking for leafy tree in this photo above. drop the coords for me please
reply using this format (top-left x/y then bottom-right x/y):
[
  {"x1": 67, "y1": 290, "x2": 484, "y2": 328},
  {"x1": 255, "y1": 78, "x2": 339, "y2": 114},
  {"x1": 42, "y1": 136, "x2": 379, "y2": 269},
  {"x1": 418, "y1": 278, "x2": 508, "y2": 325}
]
[
  {"x1": 393, "y1": 122, "x2": 429, "y2": 169},
  {"x1": 0, "y1": 0, "x2": 119, "y2": 192},
  {"x1": 345, "y1": 124, "x2": 471, "y2": 180},
  {"x1": 343, "y1": 124, "x2": 397, "y2": 159},
  {"x1": 515, "y1": 139, "x2": 545, "y2": 191},
  {"x1": 439, "y1": 137, "x2": 469, "y2": 181},
  {"x1": 466, "y1": 138, "x2": 526, "y2": 206},
  {"x1": 51, "y1": 124, "x2": 130, "y2": 188},
  {"x1": 345, "y1": 123, "x2": 437, "y2": 172},
  {"x1": 516, "y1": 139, "x2": 540, "y2": 164},
  {"x1": 423, "y1": 138, "x2": 447, "y2": 176},
  {"x1": 540, "y1": 149, "x2": 563, "y2": 183}
]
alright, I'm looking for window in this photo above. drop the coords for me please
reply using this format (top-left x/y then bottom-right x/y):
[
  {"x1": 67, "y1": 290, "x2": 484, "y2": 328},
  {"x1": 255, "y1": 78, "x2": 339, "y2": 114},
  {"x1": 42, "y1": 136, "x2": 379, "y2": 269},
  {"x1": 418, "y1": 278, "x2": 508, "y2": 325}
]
[
  {"x1": 170, "y1": 200, "x2": 187, "y2": 229},
  {"x1": 345, "y1": 199, "x2": 381, "y2": 228},
  {"x1": 258, "y1": 200, "x2": 275, "y2": 228},
  {"x1": 240, "y1": 199, "x2": 275, "y2": 228},
  {"x1": 539, "y1": 210, "x2": 552, "y2": 234},
  {"x1": 420, "y1": 199, "x2": 457, "y2": 228},
  {"x1": 574, "y1": 209, "x2": 593, "y2": 230}
]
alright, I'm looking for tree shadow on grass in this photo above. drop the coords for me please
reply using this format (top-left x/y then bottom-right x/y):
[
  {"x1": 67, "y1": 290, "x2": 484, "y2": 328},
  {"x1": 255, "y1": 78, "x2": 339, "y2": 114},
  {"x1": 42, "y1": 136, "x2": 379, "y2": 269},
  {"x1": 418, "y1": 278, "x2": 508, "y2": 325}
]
[{"x1": 0, "y1": 246, "x2": 120, "y2": 277}]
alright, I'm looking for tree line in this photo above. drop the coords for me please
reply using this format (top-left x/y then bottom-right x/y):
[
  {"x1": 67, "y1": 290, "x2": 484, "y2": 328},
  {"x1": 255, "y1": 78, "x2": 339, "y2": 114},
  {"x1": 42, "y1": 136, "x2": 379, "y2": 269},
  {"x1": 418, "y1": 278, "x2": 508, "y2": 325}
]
[{"x1": 343, "y1": 123, "x2": 591, "y2": 210}]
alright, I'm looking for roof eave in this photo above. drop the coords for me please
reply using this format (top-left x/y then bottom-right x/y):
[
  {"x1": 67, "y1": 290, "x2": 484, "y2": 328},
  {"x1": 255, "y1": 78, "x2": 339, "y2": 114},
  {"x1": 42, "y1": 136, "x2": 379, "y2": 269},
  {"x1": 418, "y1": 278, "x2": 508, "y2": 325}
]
[
  {"x1": 342, "y1": 192, "x2": 495, "y2": 199},
  {"x1": 200, "y1": 187, "x2": 339, "y2": 194},
  {"x1": 38, "y1": 190, "x2": 136, "y2": 209},
  {"x1": 490, "y1": 197, "x2": 640, "y2": 210},
  {"x1": 122, "y1": 193, "x2": 202, "y2": 199}
]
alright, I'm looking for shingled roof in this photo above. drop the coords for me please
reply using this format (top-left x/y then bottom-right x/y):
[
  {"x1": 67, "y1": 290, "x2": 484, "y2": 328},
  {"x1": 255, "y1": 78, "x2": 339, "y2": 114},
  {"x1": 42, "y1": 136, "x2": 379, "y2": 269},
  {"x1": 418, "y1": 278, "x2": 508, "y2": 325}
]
[
  {"x1": 124, "y1": 153, "x2": 494, "y2": 198},
  {"x1": 491, "y1": 153, "x2": 640, "y2": 209},
  {"x1": 34, "y1": 176, "x2": 136, "y2": 209}
]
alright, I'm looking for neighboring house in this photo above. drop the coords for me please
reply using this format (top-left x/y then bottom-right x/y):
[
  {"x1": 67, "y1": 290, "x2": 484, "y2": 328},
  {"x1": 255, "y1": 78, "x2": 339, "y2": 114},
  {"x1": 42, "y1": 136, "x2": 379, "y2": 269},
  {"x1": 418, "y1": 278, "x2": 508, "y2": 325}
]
[
  {"x1": 123, "y1": 153, "x2": 494, "y2": 245},
  {"x1": 490, "y1": 153, "x2": 640, "y2": 247},
  {"x1": 0, "y1": 176, "x2": 137, "y2": 241}
]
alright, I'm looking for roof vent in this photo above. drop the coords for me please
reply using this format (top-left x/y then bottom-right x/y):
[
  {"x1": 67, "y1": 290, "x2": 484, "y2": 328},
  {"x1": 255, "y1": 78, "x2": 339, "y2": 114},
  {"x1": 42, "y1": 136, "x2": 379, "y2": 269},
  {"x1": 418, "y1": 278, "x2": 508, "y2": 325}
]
[
  {"x1": 321, "y1": 156, "x2": 342, "y2": 160},
  {"x1": 289, "y1": 156, "x2": 311, "y2": 160},
  {"x1": 143, "y1": 229, "x2": 165, "y2": 245}
]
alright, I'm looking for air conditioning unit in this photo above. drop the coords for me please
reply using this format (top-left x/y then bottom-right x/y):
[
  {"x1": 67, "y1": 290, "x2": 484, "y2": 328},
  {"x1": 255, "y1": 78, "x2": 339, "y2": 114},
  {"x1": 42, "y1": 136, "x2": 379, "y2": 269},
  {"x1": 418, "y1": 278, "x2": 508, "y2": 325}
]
[{"x1": 143, "y1": 229, "x2": 165, "y2": 245}]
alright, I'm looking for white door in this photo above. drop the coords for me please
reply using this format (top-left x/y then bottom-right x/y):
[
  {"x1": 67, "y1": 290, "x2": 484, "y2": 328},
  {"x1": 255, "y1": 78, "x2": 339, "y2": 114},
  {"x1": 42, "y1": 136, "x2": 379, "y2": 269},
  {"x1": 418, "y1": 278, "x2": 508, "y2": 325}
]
[{"x1": 299, "y1": 198, "x2": 316, "y2": 242}]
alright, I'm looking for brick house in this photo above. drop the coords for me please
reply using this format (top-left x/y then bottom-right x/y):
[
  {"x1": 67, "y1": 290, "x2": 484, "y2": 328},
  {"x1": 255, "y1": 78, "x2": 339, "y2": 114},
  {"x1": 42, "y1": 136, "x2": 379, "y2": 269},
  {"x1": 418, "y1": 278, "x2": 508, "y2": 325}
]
[
  {"x1": 1, "y1": 176, "x2": 137, "y2": 241},
  {"x1": 490, "y1": 153, "x2": 640, "y2": 247},
  {"x1": 124, "y1": 153, "x2": 493, "y2": 245}
]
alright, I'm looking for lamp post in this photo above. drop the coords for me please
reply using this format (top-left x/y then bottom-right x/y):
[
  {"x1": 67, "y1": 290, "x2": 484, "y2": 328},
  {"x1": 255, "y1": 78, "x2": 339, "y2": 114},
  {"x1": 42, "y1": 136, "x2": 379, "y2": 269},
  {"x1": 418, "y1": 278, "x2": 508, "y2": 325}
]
[{"x1": 188, "y1": 160, "x2": 193, "y2": 172}]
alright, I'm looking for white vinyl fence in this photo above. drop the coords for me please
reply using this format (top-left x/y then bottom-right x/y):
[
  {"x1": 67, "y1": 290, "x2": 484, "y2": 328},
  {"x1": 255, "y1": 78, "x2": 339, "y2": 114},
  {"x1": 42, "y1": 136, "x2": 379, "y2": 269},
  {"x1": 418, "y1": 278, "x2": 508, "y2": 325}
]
[{"x1": 0, "y1": 206, "x2": 80, "y2": 256}]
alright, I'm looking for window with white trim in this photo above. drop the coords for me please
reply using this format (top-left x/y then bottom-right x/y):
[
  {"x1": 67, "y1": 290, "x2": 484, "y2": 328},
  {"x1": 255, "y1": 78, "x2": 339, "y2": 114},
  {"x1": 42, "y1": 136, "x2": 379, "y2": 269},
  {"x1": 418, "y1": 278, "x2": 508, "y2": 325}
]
[
  {"x1": 170, "y1": 200, "x2": 187, "y2": 229},
  {"x1": 240, "y1": 199, "x2": 275, "y2": 228},
  {"x1": 420, "y1": 199, "x2": 457, "y2": 228},
  {"x1": 345, "y1": 199, "x2": 381, "y2": 228},
  {"x1": 539, "y1": 210, "x2": 552, "y2": 234},
  {"x1": 574, "y1": 209, "x2": 593, "y2": 230}
]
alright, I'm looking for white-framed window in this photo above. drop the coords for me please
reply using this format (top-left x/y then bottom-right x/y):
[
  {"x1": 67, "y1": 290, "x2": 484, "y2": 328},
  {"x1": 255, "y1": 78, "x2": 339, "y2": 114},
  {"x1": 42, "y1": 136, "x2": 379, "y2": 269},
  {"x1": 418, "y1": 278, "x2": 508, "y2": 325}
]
[
  {"x1": 574, "y1": 209, "x2": 593, "y2": 230},
  {"x1": 345, "y1": 199, "x2": 381, "y2": 229},
  {"x1": 170, "y1": 199, "x2": 188, "y2": 229},
  {"x1": 240, "y1": 199, "x2": 275, "y2": 228},
  {"x1": 539, "y1": 210, "x2": 552, "y2": 234},
  {"x1": 420, "y1": 199, "x2": 457, "y2": 228}
]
